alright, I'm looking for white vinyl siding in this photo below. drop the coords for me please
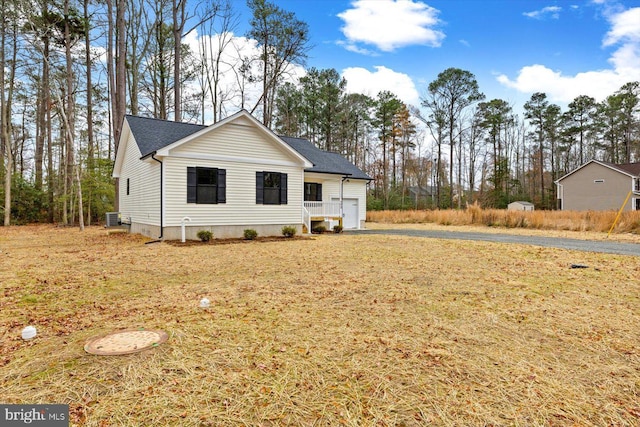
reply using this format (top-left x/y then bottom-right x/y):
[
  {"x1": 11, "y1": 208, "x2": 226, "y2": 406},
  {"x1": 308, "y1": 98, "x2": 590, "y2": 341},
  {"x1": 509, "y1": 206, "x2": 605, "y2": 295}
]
[
  {"x1": 317, "y1": 178, "x2": 341, "y2": 201},
  {"x1": 158, "y1": 115, "x2": 307, "y2": 227},
  {"x1": 118, "y1": 137, "x2": 161, "y2": 226},
  {"x1": 169, "y1": 121, "x2": 297, "y2": 163},
  {"x1": 343, "y1": 179, "x2": 367, "y2": 222},
  {"x1": 163, "y1": 157, "x2": 303, "y2": 227}
]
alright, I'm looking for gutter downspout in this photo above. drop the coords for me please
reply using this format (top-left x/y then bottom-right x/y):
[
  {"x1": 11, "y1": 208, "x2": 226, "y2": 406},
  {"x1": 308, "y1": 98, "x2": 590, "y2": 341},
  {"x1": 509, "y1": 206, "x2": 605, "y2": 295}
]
[
  {"x1": 151, "y1": 153, "x2": 163, "y2": 239},
  {"x1": 340, "y1": 175, "x2": 350, "y2": 228}
]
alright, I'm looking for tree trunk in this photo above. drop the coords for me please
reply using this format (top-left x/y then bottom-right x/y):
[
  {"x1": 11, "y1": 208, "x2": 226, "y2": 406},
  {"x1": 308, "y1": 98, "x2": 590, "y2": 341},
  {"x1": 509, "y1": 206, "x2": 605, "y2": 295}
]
[
  {"x1": 85, "y1": 0, "x2": 94, "y2": 225},
  {"x1": 173, "y1": 0, "x2": 183, "y2": 121},
  {"x1": 35, "y1": 5, "x2": 50, "y2": 192},
  {"x1": 47, "y1": 91, "x2": 54, "y2": 223},
  {"x1": 64, "y1": 0, "x2": 74, "y2": 225},
  {"x1": 108, "y1": 0, "x2": 126, "y2": 211},
  {"x1": 1, "y1": 0, "x2": 12, "y2": 226}
]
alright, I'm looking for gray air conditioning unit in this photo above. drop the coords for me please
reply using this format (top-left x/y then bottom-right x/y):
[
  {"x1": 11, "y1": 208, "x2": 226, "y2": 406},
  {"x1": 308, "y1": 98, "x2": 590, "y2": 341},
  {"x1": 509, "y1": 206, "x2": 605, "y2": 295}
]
[{"x1": 105, "y1": 212, "x2": 122, "y2": 227}]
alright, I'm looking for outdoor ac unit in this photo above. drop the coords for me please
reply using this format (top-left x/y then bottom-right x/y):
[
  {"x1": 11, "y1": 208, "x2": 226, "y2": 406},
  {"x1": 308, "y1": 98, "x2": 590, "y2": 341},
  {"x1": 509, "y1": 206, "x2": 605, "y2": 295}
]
[{"x1": 105, "y1": 212, "x2": 121, "y2": 227}]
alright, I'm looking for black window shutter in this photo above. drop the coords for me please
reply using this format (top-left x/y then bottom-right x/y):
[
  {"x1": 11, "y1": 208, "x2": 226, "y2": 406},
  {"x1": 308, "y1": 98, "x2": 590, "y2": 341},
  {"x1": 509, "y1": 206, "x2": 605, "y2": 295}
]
[
  {"x1": 256, "y1": 171, "x2": 264, "y2": 204},
  {"x1": 187, "y1": 167, "x2": 196, "y2": 203},
  {"x1": 217, "y1": 169, "x2": 226, "y2": 203},
  {"x1": 280, "y1": 173, "x2": 288, "y2": 205},
  {"x1": 317, "y1": 183, "x2": 322, "y2": 201}
]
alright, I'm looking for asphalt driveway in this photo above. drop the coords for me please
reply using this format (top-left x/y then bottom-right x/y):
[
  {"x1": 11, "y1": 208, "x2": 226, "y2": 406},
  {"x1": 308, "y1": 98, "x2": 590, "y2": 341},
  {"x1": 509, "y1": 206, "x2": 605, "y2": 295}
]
[{"x1": 348, "y1": 228, "x2": 640, "y2": 256}]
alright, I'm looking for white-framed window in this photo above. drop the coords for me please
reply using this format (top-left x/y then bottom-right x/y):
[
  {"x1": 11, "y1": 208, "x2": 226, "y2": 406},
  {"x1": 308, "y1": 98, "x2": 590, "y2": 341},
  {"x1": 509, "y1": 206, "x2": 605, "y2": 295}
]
[
  {"x1": 634, "y1": 178, "x2": 640, "y2": 192},
  {"x1": 635, "y1": 198, "x2": 640, "y2": 211},
  {"x1": 187, "y1": 167, "x2": 226, "y2": 204},
  {"x1": 256, "y1": 171, "x2": 288, "y2": 205}
]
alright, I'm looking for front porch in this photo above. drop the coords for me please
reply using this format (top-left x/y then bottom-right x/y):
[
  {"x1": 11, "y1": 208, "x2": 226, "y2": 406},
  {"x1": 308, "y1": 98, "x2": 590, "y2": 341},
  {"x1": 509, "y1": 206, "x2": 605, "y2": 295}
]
[{"x1": 302, "y1": 201, "x2": 342, "y2": 233}]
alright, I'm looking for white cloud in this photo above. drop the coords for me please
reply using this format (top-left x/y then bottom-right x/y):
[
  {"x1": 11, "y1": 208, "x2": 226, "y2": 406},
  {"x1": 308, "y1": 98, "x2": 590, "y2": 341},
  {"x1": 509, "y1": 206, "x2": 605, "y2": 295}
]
[
  {"x1": 498, "y1": 6, "x2": 640, "y2": 103},
  {"x1": 603, "y1": 7, "x2": 640, "y2": 46},
  {"x1": 342, "y1": 66, "x2": 420, "y2": 105},
  {"x1": 497, "y1": 65, "x2": 624, "y2": 103},
  {"x1": 336, "y1": 40, "x2": 380, "y2": 56},
  {"x1": 523, "y1": 6, "x2": 562, "y2": 20},
  {"x1": 337, "y1": 0, "x2": 444, "y2": 52}
]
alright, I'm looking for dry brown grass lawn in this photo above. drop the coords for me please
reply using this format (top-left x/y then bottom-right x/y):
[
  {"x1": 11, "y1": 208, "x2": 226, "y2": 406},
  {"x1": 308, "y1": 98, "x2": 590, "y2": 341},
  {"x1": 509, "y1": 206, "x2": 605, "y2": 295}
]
[{"x1": 1, "y1": 224, "x2": 639, "y2": 426}]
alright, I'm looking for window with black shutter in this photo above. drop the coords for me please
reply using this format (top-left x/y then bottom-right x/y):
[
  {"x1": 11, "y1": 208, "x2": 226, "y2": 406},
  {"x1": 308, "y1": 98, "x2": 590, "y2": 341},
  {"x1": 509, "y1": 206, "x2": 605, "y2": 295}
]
[
  {"x1": 187, "y1": 167, "x2": 226, "y2": 204},
  {"x1": 256, "y1": 171, "x2": 288, "y2": 205}
]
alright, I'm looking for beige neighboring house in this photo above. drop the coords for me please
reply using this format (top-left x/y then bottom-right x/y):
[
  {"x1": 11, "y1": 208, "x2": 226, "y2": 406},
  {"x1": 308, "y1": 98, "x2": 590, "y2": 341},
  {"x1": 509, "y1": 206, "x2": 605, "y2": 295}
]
[
  {"x1": 555, "y1": 159, "x2": 640, "y2": 211},
  {"x1": 507, "y1": 201, "x2": 534, "y2": 211},
  {"x1": 112, "y1": 110, "x2": 371, "y2": 240}
]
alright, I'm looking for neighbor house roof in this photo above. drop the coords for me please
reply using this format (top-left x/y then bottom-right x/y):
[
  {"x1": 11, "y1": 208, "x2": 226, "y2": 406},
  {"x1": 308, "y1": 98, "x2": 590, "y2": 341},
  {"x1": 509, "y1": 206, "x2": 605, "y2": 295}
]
[
  {"x1": 279, "y1": 136, "x2": 372, "y2": 180},
  {"x1": 556, "y1": 159, "x2": 640, "y2": 183},
  {"x1": 605, "y1": 161, "x2": 640, "y2": 176},
  {"x1": 125, "y1": 115, "x2": 206, "y2": 158}
]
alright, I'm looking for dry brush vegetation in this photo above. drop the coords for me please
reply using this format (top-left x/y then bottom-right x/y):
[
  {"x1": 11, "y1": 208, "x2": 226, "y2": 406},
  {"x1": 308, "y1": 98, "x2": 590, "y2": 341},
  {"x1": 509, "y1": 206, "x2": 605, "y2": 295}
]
[
  {"x1": 367, "y1": 205, "x2": 640, "y2": 235},
  {"x1": 1, "y1": 225, "x2": 640, "y2": 426}
]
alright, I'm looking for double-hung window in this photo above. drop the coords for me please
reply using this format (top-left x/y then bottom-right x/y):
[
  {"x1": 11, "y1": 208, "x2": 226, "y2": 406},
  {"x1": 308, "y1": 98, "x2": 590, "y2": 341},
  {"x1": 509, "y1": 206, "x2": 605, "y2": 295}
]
[
  {"x1": 187, "y1": 167, "x2": 226, "y2": 204},
  {"x1": 256, "y1": 171, "x2": 287, "y2": 205},
  {"x1": 304, "y1": 182, "x2": 322, "y2": 201}
]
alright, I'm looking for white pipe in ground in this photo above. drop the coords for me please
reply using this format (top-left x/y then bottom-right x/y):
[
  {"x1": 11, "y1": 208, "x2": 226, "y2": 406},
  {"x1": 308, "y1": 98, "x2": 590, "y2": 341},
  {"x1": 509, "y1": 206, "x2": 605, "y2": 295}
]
[{"x1": 181, "y1": 217, "x2": 191, "y2": 242}]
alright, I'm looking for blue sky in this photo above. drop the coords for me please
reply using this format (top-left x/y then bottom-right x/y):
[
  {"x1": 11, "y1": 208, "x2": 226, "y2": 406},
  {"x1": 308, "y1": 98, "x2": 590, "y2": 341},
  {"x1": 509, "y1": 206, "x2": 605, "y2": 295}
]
[{"x1": 224, "y1": 0, "x2": 640, "y2": 112}]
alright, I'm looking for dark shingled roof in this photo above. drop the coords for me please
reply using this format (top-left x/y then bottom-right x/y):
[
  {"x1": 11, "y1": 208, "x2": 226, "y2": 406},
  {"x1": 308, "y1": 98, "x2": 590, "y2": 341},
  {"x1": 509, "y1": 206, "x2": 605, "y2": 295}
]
[
  {"x1": 124, "y1": 115, "x2": 371, "y2": 179},
  {"x1": 126, "y1": 115, "x2": 206, "y2": 158},
  {"x1": 280, "y1": 136, "x2": 371, "y2": 180},
  {"x1": 610, "y1": 162, "x2": 640, "y2": 176}
]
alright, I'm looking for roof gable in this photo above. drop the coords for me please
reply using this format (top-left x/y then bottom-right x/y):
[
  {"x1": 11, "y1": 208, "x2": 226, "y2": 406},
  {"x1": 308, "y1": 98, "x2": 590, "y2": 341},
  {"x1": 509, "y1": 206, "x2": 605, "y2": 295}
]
[
  {"x1": 122, "y1": 110, "x2": 312, "y2": 167},
  {"x1": 556, "y1": 159, "x2": 639, "y2": 183}
]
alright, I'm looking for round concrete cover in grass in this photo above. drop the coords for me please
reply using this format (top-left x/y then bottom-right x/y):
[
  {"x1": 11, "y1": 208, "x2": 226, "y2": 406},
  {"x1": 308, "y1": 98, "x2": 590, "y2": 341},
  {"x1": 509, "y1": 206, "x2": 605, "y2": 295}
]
[{"x1": 84, "y1": 329, "x2": 168, "y2": 355}]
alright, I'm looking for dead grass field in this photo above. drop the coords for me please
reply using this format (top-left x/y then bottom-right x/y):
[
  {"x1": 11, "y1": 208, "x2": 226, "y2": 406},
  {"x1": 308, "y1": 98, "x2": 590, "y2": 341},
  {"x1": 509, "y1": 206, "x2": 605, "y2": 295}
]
[
  {"x1": 1, "y1": 224, "x2": 640, "y2": 426},
  {"x1": 367, "y1": 207, "x2": 640, "y2": 235}
]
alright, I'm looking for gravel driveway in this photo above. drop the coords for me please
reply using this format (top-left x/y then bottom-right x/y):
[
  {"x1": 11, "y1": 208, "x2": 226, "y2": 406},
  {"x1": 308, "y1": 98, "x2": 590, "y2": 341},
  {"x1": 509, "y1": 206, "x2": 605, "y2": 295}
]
[{"x1": 348, "y1": 228, "x2": 640, "y2": 256}]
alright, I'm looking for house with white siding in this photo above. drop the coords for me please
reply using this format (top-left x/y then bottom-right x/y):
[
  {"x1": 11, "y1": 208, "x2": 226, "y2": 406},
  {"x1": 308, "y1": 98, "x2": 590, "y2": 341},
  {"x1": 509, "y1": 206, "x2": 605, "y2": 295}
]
[{"x1": 112, "y1": 110, "x2": 371, "y2": 240}]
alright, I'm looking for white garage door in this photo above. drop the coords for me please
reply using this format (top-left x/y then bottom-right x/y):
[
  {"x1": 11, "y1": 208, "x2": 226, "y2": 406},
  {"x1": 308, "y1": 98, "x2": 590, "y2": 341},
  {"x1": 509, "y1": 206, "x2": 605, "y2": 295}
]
[{"x1": 334, "y1": 198, "x2": 359, "y2": 229}]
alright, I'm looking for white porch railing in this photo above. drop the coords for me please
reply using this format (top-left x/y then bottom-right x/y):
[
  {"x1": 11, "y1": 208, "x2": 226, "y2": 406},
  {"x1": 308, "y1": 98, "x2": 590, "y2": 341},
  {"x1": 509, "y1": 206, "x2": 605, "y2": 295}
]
[{"x1": 304, "y1": 201, "x2": 341, "y2": 218}]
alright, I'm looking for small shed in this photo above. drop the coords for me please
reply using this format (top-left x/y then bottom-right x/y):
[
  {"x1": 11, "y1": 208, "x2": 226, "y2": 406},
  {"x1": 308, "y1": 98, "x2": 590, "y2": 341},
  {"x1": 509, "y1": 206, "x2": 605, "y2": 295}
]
[{"x1": 508, "y1": 201, "x2": 534, "y2": 211}]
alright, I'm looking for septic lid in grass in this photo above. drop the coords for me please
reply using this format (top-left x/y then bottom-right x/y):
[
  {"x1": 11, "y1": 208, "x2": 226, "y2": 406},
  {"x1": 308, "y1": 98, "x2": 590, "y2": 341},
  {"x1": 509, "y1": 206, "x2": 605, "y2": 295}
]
[{"x1": 84, "y1": 329, "x2": 168, "y2": 355}]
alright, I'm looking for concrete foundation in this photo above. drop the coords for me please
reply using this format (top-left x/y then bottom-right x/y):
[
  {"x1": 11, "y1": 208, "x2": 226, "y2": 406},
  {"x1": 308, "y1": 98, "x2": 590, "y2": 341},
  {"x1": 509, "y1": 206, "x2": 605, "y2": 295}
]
[{"x1": 129, "y1": 221, "x2": 303, "y2": 241}]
